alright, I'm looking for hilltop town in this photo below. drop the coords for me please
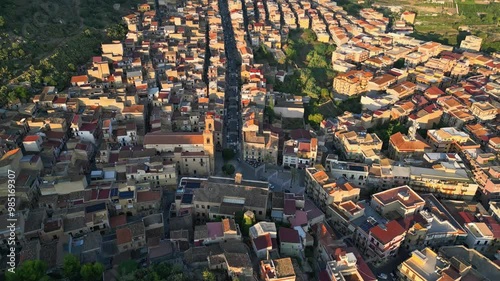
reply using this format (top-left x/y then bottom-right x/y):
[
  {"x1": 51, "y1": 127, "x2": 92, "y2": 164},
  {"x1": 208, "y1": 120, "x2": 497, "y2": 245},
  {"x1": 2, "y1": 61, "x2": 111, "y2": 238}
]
[{"x1": 0, "y1": 0, "x2": 499, "y2": 281}]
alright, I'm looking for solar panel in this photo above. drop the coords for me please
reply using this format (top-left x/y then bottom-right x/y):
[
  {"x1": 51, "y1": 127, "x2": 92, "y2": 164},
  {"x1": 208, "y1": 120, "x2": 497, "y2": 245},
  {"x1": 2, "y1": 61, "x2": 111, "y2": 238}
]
[
  {"x1": 349, "y1": 165, "x2": 365, "y2": 172},
  {"x1": 85, "y1": 202, "x2": 106, "y2": 213},
  {"x1": 119, "y1": 191, "x2": 134, "y2": 199},
  {"x1": 185, "y1": 182, "x2": 201, "y2": 189},
  {"x1": 181, "y1": 194, "x2": 193, "y2": 204}
]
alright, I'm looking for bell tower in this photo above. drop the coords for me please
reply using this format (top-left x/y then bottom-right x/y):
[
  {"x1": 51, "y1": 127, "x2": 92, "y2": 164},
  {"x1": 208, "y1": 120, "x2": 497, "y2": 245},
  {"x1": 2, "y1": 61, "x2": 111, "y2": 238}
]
[{"x1": 203, "y1": 128, "x2": 215, "y2": 175}]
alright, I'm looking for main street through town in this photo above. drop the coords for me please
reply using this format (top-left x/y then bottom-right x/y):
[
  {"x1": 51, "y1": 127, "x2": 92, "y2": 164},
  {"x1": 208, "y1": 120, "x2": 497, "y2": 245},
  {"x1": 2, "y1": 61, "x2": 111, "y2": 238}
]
[{"x1": 218, "y1": 0, "x2": 242, "y2": 157}]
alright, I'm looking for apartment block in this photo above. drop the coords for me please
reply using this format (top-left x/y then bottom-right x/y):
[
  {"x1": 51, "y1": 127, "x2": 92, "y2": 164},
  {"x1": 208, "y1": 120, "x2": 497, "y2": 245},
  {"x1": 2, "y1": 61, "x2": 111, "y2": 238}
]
[
  {"x1": 398, "y1": 248, "x2": 450, "y2": 281},
  {"x1": 333, "y1": 70, "x2": 373, "y2": 96},
  {"x1": 335, "y1": 131, "x2": 382, "y2": 161},
  {"x1": 426, "y1": 127, "x2": 478, "y2": 152},
  {"x1": 282, "y1": 129, "x2": 318, "y2": 169},
  {"x1": 460, "y1": 35, "x2": 482, "y2": 52},
  {"x1": 371, "y1": 186, "x2": 425, "y2": 219},
  {"x1": 305, "y1": 166, "x2": 360, "y2": 211}
]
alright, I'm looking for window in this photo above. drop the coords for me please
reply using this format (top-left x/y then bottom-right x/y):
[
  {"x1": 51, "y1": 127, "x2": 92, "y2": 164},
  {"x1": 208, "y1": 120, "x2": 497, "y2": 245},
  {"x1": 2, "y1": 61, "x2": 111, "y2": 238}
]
[
  {"x1": 202, "y1": 205, "x2": 205, "y2": 209},
  {"x1": 193, "y1": 158, "x2": 196, "y2": 162}
]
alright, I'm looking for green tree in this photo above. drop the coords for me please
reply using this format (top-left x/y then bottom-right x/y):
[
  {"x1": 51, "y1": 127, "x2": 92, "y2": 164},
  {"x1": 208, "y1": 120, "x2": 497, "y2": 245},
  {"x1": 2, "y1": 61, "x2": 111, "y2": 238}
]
[
  {"x1": 222, "y1": 148, "x2": 236, "y2": 161},
  {"x1": 5, "y1": 260, "x2": 50, "y2": 281},
  {"x1": 63, "y1": 254, "x2": 81, "y2": 281},
  {"x1": 0, "y1": 16, "x2": 4, "y2": 28},
  {"x1": 118, "y1": 260, "x2": 138, "y2": 277},
  {"x1": 303, "y1": 29, "x2": 317, "y2": 43},
  {"x1": 394, "y1": 58, "x2": 405, "y2": 69},
  {"x1": 284, "y1": 44, "x2": 297, "y2": 61},
  {"x1": 202, "y1": 269, "x2": 216, "y2": 281},
  {"x1": 222, "y1": 164, "x2": 235, "y2": 175},
  {"x1": 320, "y1": 88, "x2": 331, "y2": 101},
  {"x1": 106, "y1": 23, "x2": 128, "y2": 40},
  {"x1": 308, "y1": 113, "x2": 324, "y2": 126},
  {"x1": 80, "y1": 263, "x2": 104, "y2": 281}
]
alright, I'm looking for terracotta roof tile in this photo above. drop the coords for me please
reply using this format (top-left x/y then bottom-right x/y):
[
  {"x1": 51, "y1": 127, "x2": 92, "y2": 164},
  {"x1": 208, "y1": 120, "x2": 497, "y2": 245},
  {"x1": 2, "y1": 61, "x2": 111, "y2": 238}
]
[
  {"x1": 370, "y1": 220, "x2": 405, "y2": 244},
  {"x1": 116, "y1": 227, "x2": 132, "y2": 245},
  {"x1": 144, "y1": 131, "x2": 204, "y2": 145},
  {"x1": 253, "y1": 233, "x2": 272, "y2": 250},
  {"x1": 137, "y1": 191, "x2": 161, "y2": 202}
]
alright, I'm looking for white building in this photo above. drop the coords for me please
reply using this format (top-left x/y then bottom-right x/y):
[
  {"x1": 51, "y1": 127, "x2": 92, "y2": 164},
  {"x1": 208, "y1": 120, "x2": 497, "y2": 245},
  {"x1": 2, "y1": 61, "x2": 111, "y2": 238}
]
[{"x1": 464, "y1": 222, "x2": 495, "y2": 253}]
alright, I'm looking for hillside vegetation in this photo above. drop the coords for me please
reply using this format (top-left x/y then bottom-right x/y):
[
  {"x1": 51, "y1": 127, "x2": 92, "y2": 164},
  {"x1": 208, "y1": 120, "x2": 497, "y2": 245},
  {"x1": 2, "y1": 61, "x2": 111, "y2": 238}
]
[{"x1": 0, "y1": 0, "x2": 140, "y2": 105}]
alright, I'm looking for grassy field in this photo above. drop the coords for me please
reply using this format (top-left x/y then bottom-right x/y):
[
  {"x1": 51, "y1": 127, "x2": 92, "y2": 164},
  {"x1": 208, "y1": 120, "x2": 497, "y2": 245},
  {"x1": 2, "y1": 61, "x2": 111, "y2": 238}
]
[
  {"x1": 0, "y1": 0, "x2": 140, "y2": 84},
  {"x1": 372, "y1": 0, "x2": 500, "y2": 52}
]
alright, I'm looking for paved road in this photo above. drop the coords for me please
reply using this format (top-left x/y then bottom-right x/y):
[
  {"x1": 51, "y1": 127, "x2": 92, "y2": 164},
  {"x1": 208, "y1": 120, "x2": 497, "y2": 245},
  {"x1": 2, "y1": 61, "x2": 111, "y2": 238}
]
[{"x1": 218, "y1": 0, "x2": 242, "y2": 154}]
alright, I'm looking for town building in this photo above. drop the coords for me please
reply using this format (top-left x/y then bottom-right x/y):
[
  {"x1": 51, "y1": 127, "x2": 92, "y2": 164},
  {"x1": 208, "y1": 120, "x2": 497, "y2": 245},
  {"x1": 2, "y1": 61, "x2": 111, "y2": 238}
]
[
  {"x1": 282, "y1": 129, "x2": 318, "y2": 169},
  {"x1": 398, "y1": 248, "x2": 451, "y2": 281},
  {"x1": 143, "y1": 130, "x2": 215, "y2": 176},
  {"x1": 305, "y1": 166, "x2": 360, "y2": 211},
  {"x1": 333, "y1": 70, "x2": 373, "y2": 96},
  {"x1": 460, "y1": 35, "x2": 482, "y2": 52}
]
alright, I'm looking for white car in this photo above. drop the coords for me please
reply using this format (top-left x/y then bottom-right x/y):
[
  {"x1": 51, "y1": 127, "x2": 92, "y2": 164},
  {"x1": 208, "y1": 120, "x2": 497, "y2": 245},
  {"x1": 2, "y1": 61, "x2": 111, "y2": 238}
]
[{"x1": 377, "y1": 273, "x2": 388, "y2": 280}]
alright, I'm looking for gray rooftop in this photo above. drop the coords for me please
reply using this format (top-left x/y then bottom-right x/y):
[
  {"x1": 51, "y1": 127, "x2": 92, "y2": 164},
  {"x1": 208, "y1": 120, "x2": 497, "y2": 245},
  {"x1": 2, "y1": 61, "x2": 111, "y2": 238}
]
[
  {"x1": 439, "y1": 246, "x2": 500, "y2": 280},
  {"x1": 194, "y1": 178, "x2": 269, "y2": 209},
  {"x1": 409, "y1": 166, "x2": 471, "y2": 181}
]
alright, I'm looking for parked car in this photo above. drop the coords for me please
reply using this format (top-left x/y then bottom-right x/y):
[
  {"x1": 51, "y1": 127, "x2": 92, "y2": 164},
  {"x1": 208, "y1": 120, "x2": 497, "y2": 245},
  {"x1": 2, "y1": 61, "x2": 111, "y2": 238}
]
[{"x1": 377, "y1": 273, "x2": 388, "y2": 280}]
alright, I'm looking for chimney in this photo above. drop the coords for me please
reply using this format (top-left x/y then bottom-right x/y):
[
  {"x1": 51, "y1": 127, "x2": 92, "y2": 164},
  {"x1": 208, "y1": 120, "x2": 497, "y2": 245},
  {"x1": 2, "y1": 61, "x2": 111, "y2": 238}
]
[{"x1": 235, "y1": 173, "x2": 242, "y2": 184}]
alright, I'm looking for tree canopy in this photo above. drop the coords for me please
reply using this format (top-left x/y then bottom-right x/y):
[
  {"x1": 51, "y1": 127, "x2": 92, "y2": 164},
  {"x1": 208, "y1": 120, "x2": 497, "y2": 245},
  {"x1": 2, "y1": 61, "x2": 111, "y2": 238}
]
[
  {"x1": 80, "y1": 262, "x2": 104, "y2": 281},
  {"x1": 308, "y1": 113, "x2": 324, "y2": 127},
  {"x1": 222, "y1": 163, "x2": 235, "y2": 175},
  {"x1": 5, "y1": 260, "x2": 50, "y2": 281},
  {"x1": 63, "y1": 254, "x2": 82, "y2": 281},
  {"x1": 222, "y1": 148, "x2": 236, "y2": 161},
  {"x1": 202, "y1": 269, "x2": 216, "y2": 281},
  {"x1": 120, "y1": 263, "x2": 187, "y2": 281}
]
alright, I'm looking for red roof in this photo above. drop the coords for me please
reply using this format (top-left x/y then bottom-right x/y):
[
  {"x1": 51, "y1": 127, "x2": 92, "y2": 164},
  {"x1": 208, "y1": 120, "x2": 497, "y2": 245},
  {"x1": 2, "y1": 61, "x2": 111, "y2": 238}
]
[
  {"x1": 53, "y1": 97, "x2": 67, "y2": 104},
  {"x1": 116, "y1": 228, "x2": 132, "y2": 245},
  {"x1": 425, "y1": 86, "x2": 445, "y2": 97},
  {"x1": 23, "y1": 135, "x2": 40, "y2": 142},
  {"x1": 71, "y1": 75, "x2": 88, "y2": 84},
  {"x1": 137, "y1": 191, "x2": 161, "y2": 202},
  {"x1": 98, "y1": 189, "x2": 110, "y2": 200},
  {"x1": 253, "y1": 233, "x2": 272, "y2": 250},
  {"x1": 458, "y1": 211, "x2": 476, "y2": 224},
  {"x1": 284, "y1": 199, "x2": 296, "y2": 216},
  {"x1": 110, "y1": 215, "x2": 127, "y2": 228},
  {"x1": 90, "y1": 189, "x2": 98, "y2": 200},
  {"x1": 279, "y1": 227, "x2": 300, "y2": 244},
  {"x1": 79, "y1": 123, "x2": 97, "y2": 132},
  {"x1": 370, "y1": 220, "x2": 406, "y2": 245},
  {"x1": 298, "y1": 142, "x2": 310, "y2": 152}
]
